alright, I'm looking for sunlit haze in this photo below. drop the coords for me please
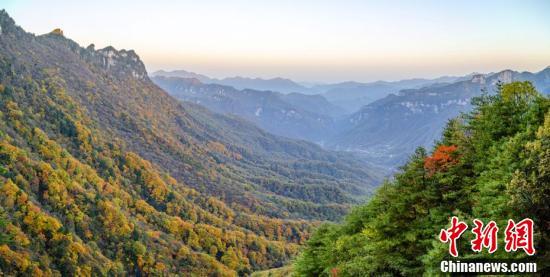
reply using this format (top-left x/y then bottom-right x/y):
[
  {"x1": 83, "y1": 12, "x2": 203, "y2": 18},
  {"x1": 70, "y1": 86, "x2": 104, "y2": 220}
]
[{"x1": 4, "y1": 0, "x2": 550, "y2": 82}]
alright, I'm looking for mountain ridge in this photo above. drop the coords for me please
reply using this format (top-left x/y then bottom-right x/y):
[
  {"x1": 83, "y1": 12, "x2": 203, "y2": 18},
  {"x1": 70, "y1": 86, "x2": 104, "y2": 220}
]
[
  {"x1": 151, "y1": 70, "x2": 310, "y2": 94},
  {"x1": 153, "y1": 69, "x2": 475, "y2": 113}
]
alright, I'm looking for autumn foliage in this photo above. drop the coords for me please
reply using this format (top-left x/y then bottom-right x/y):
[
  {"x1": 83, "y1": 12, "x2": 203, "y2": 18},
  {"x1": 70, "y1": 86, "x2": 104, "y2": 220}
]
[{"x1": 424, "y1": 145, "x2": 459, "y2": 176}]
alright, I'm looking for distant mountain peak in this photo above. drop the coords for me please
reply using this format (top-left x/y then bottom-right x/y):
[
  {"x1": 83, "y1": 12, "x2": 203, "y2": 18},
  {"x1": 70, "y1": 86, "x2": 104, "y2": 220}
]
[
  {"x1": 493, "y1": 69, "x2": 515, "y2": 84},
  {"x1": 151, "y1": 69, "x2": 211, "y2": 83},
  {"x1": 156, "y1": 75, "x2": 203, "y2": 86},
  {"x1": 183, "y1": 77, "x2": 203, "y2": 85},
  {"x1": 471, "y1": 74, "x2": 486, "y2": 84}
]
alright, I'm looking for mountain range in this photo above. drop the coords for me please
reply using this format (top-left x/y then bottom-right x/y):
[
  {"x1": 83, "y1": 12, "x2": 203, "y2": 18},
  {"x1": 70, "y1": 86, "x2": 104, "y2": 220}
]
[
  {"x1": 151, "y1": 76, "x2": 345, "y2": 142},
  {"x1": 153, "y1": 69, "x2": 473, "y2": 113},
  {"x1": 155, "y1": 68, "x2": 550, "y2": 170},
  {"x1": 151, "y1": 70, "x2": 311, "y2": 94}
]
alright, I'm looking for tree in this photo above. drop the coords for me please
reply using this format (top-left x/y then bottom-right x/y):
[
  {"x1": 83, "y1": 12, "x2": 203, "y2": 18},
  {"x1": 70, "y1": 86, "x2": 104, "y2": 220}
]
[
  {"x1": 0, "y1": 208, "x2": 12, "y2": 244},
  {"x1": 221, "y1": 247, "x2": 239, "y2": 270},
  {"x1": 424, "y1": 145, "x2": 460, "y2": 176}
]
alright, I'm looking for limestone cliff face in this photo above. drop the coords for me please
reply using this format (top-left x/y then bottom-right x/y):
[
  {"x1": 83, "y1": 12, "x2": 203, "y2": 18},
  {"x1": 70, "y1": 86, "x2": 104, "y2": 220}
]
[
  {"x1": 471, "y1": 74, "x2": 486, "y2": 84},
  {"x1": 92, "y1": 46, "x2": 148, "y2": 80},
  {"x1": 493, "y1": 69, "x2": 514, "y2": 84}
]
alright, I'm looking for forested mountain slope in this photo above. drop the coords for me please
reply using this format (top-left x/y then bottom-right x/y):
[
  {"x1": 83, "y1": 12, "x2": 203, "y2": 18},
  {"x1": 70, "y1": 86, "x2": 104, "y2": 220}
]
[
  {"x1": 0, "y1": 11, "x2": 380, "y2": 275},
  {"x1": 295, "y1": 82, "x2": 550, "y2": 275}
]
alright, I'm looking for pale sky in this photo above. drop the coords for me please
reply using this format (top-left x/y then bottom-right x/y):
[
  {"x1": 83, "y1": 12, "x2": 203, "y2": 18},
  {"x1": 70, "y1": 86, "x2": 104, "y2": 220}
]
[{"x1": 3, "y1": 0, "x2": 550, "y2": 82}]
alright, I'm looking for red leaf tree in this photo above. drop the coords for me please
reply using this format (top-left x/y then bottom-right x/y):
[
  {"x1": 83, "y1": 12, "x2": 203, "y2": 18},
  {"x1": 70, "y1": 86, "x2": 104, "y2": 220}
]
[{"x1": 424, "y1": 145, "x2": 459, "y2": 176}]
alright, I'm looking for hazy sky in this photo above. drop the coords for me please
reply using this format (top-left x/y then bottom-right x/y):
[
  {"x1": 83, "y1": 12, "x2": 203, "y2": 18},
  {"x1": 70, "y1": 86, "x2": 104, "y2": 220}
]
[{"x1": 3, "y1": 0, "x2": 550, "y2": 82}]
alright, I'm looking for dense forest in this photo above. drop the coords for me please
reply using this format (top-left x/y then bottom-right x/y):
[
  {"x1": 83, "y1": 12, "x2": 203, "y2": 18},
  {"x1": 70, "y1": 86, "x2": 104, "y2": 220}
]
[
  {"x1": 0, "y1": 10, "x2": 381, "y2": 275},
  {"x1": 294, "y1": 81, "x2": 549, "y2": 275}
]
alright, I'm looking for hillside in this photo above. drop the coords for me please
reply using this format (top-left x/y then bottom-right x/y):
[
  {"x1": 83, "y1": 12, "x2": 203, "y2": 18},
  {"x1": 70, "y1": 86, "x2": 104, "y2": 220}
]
[
  {"x1": 0, "y1": 11, "x2": 380, "y2": 275},
  {"x1": 295, "y1": 81, "x2": 550, "y2": 275}
]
